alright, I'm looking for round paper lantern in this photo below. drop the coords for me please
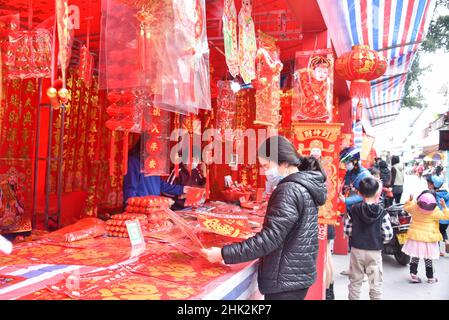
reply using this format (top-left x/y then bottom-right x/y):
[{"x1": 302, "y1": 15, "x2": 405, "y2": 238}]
[{"x1": 335, "y1": 45, "x2": 387, "y2": 99}]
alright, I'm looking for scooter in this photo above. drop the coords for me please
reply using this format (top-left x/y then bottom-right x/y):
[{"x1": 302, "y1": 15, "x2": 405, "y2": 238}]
[{"x1": 382, "y1": 203, "x2": 411, "y2": 266}]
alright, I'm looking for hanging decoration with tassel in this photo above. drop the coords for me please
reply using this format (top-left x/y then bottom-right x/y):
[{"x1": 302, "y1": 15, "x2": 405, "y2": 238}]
[{"x1": 335, "y1": 45, "x2": 387, "y2": 99}]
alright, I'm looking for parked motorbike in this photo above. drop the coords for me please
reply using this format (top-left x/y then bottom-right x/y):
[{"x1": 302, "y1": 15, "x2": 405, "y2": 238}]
[{"x1": 382, "y1": 203, "x2": 411, "y2": 265}]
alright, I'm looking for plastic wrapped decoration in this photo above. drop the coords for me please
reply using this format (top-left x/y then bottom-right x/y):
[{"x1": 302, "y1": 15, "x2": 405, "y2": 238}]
[
  {"x1": 216, "y1": 80, "x2": 237, "y2": 134},
  {"x1": 100, "y1": 0, "x2": 211, "y2": 114},
  {"x1": 99, "y1": 0, "x2": 140, "y2": 90},
  {"x1": 105, "y1": 91, "x2": 140, "y2": 176},
  {"x1": 223, "y1": 0, "x2": 238, "y2": 77},
  {"x1": 253, "y1": 32, "x2": 283, "y2": 127},
  {"x1": 238, "y1": 0, "x2": 256, "y2": 84},
  {"x1": 1, "y1": 29, "x2": 52, "y2": 79},
  {"x1": 46, "y1": 218, "x2": 106, "y2": 243},
  {"x1": 292, "y1": 49, "x2": 334, "y2": 122},
  {"x1": 154, "y1": 0, "x2": 211, "y2": 113}
]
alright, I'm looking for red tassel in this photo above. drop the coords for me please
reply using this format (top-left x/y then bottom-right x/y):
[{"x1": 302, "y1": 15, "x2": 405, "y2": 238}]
[
  {"x1": 109, "y1": 131, "x2": 115, "y2": 176},
  {"x1": 350, "y1": 81, "x2": 371, "y2": 99},
  {"x1": 174, "y1": 113, "x2": 180, "y2": 178},
  {"x1": 122, "y1": 130, "x2": 129, "y2": 175},
  {"x1": 205, "y1": 167, "x2": 210, "y2": 199}
]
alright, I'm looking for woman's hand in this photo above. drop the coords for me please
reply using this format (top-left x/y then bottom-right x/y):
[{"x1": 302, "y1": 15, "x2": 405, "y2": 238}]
[{"x1": 201, "y1": 247, "x2": 223, "y2": 264}]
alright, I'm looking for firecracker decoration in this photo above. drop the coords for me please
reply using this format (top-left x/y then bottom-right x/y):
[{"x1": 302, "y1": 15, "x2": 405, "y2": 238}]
[
  {"x1": 105, "y1": 91, "x2": 139, "y2": 176},
  {"x1": 223, "y1": 0, "x2": 239, "y2": 77},
  {"x1": 335, "y1": 44, "x2": 387, "y2": 99},
  {"x1": 292, "y1": 49, "x2": 334, "y2": 121},
  {"x1": 292, "y1": 123, "x2": 343, "y2": 225},
  {"x1": 253, "y1": 32, "x2": 283, "y2": 127},
  {"x1": 238, "y1": 0, "x2": 256, "y2": 84}
]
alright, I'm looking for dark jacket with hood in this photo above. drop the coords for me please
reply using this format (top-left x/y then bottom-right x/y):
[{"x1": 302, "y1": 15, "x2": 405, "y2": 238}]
[
  {"x1": 222, "y1": 171, "x2": 327, "y2": 295},
  {"x1": 349, "y1": 202, "x2": 387, "y2": 250},
  {"x1": 378, "y1": 160, "x2": 392, "y2": 187}
]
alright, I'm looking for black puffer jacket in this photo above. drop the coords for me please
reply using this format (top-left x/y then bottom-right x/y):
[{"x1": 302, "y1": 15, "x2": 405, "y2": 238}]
[
  {"x1": 222, "y1": 171, "x2": 327, "y2": 294},
  {"x1": 378, "y1": 160, "x2": 391, "y2": 187}
]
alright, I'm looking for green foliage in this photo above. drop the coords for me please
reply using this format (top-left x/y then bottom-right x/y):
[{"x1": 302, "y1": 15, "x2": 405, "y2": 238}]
[{"x1": 402, "y1": 3, "x2": 449, "y2": 109}]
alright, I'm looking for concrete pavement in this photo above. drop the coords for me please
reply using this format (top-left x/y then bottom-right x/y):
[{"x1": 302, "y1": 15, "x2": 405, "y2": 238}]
[{"x1": 331, "y1": 173, "x2": 449, "y2": 300}]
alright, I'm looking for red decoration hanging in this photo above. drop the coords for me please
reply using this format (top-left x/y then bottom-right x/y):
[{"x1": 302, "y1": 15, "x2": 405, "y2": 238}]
[{"x1": 335, "y1": 45, "x2": 387, "y2": 99}]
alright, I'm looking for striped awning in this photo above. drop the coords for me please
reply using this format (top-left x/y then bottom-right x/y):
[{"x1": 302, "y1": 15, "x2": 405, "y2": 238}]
[{"x1": 318, "y1": 0, "x2": 436, "y2": 126}]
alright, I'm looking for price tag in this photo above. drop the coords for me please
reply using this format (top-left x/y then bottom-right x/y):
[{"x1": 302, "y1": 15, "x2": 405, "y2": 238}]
[{"x1": 125, "y1": 219, "x2": 146, "y2": 254}]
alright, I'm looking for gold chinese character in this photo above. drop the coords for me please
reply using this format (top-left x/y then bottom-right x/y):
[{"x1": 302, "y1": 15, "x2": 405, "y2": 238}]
[
  {"x1": 148, "y1": 159, "x2": 157, "y2": 169},
  {"x1": 22, "y1": 128, "x2": 29, "y2": 141},
  {"x1": 24, "y1": 97, "x2": 32, "y2": 108},
  {"x1": 151, "y1": 124, "x2": 160, "y2": 134},
  {"x1": 23, "y1": 111, "x2": 32, "y2": 125},
  {"x1": 26, "y1": 80, "x2": 36, "y2": 94},
  {"x1": 10, "y1": 94, "x2": 19, "y2": 107},
  {"x1": 152, "y1": 107, "x2": 161, "y2": 117},
  {"x1": 9, "y1": 111, "x2": 18, "y2": 124},
  {"x1": 150, "y1": 142, "x2": 159, "y2": 152}
]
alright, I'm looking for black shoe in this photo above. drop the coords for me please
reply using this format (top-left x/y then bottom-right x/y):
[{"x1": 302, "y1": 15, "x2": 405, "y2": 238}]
[{"x1": 325, "y1": 283, "x2": 335, "y2": 300}]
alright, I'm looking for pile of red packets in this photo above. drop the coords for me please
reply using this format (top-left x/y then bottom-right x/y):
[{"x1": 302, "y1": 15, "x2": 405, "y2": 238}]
[
  {"x1": 106, "y1": 214, "x2": 147, "y2": 238},
  {"x1": 222, "y1": 182, "x2": 254, "y2": 202},
  {"x1": 125, "y1": 196, "x2": 174, "y2": 233}
]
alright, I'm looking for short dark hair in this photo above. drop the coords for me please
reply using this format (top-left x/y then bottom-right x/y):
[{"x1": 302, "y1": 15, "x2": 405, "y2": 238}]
[
  {"x1": 369, "y1": 167, "x2": 380, "y2": 176},
  {"x1": 391, "y1": 155, "x2": 400, "y2": 166},
  {"x1": 358, "y1": 177, "x2": 379, "y2": 198}
]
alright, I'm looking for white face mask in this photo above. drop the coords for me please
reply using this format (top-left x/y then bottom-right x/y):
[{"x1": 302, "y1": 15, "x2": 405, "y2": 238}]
[
  {"x1": 346, "y1": 163, "x2": 354, "y2": 172},
  {"x1": 264, "y1": 166, "x2": 279, "y2": 179}
]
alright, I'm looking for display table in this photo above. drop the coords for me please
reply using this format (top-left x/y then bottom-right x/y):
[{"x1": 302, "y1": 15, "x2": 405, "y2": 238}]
[
  {"x1": 0, "y1": 260, "x2": 260, "y2": 300},
  {"x1": 0, "y1": 202, "x2": 264, "y2": 300},
  {"x1": 0, "y1": 238, "x2": 260, "y2": 300}
]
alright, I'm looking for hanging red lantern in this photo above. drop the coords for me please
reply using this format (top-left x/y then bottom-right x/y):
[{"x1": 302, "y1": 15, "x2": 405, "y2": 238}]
[{"x1": 335, "y1": 45, "x2": 387, "y2": 99}]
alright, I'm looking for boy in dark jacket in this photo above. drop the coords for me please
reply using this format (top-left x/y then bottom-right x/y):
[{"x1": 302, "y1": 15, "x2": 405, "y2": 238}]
[{"x1": 344, "y1": 177, "x2": 393, "y2": 300}]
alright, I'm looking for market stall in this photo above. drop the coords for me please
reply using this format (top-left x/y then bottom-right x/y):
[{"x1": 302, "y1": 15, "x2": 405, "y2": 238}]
[{"x1": 0, "y1": 0, "x2": 406, "y2": 300}]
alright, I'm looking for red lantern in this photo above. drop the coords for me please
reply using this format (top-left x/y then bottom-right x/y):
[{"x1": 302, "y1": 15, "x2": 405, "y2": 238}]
[{"x1": 335, "y1": 45, "x2": 387, "y2": 99}]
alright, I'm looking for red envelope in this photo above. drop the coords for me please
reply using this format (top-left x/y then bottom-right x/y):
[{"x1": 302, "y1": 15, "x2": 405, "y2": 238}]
[
  {"x1": 197, "y1": 212, "x2": 251, "y2": 239},
  {"x1": 184, "y1": 187, "x2": 206, "y2": 207}
]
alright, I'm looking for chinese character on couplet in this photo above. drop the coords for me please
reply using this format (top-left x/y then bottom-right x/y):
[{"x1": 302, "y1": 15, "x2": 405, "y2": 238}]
[
  {"x1": 150, "y1": 142, "x2": 158, "y2": 152},
  {"x1": 313, "y1": 129, "x2": 322, "y2": 136},
  {"x1": 148, "y1": 159, "x2": 157, "y2": 169},
  {"x1": 152, "y1": 107, "x2": 161, "y2": 117},
  {"x1": 303, "y1": 130, "x2": 312, "y2": 139},
  {"x1": 151, "y1": 124, "x2": 160, "y2": 134}
]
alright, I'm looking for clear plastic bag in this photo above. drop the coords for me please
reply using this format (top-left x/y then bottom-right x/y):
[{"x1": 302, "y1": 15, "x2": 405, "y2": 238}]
[
  {"x1": 46, "y1": 218, "x2": 107, "y2": 243},
  {"x1": 2, "y1": 29, "x2": 52, "y2": 79}
]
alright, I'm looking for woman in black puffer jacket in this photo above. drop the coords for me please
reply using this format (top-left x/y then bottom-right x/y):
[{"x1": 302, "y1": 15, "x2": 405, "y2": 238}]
[{"x1": 202, "y1": 136, "x2": 327, "y2": 300}]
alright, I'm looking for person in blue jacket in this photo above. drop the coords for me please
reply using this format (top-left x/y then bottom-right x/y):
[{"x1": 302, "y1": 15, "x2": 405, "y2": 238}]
[
  {"x1": 123, "y1": 137, "x2": 189, "y2": 206},
  {"x1": 426, "y1": 175, "x2": 449, "y2": 255},
  {"x1": 339, "y1": 147, "x2": 372, "y2": 210},
  {"x1": 338, "y1": 146, "x2": 372, "y2": 276}
]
